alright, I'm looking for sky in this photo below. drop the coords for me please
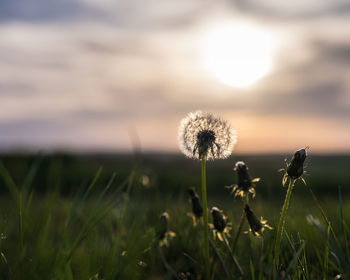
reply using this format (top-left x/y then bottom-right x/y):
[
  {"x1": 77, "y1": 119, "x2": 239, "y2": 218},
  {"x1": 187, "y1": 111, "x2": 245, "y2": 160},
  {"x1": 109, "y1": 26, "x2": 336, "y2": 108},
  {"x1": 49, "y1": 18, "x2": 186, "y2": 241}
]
[{"x1": 0, "y1": 0, "x2": 350, "y2": 154}]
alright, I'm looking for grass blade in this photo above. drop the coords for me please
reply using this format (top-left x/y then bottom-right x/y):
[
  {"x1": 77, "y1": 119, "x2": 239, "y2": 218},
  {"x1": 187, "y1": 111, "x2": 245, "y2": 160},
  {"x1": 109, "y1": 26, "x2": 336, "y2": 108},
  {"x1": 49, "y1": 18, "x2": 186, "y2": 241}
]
[
  {"x1": 338, "y1": 186, "x2": 350, "y2": 259},
  {"x1": 82, "y1": 166, "x2": 103, "y2": 202}
]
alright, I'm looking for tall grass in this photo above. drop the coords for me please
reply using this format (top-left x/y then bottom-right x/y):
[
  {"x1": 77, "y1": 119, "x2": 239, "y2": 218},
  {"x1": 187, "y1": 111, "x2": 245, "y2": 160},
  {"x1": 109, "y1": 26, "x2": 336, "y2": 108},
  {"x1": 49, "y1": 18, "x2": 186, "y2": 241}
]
[{"x1": 0, "y1": 155, "x2": 349, "y2": 279}]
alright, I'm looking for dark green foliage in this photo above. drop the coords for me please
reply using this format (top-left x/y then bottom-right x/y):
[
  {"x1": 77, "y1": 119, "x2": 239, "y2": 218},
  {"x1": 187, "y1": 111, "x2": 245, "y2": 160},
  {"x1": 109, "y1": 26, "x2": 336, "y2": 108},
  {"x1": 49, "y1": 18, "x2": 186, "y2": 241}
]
[{"x1": 0, "y1": 153, "x2": 349, "y2": 279}]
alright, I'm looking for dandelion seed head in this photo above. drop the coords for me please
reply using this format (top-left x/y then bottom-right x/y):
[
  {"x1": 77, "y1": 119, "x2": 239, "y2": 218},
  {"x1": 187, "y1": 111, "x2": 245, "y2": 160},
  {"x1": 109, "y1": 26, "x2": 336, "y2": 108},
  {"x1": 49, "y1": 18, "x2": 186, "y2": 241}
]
[{"x1": 178, "y1": 111, "x2": 236, "y2": 160}]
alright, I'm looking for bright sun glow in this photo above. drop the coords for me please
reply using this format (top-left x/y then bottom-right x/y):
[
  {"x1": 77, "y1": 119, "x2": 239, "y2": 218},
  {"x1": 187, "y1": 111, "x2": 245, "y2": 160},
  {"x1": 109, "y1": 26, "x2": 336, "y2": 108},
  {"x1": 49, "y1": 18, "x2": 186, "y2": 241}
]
[{"x1": 201, "y1": 22, "x2": 274, "y2": 88}]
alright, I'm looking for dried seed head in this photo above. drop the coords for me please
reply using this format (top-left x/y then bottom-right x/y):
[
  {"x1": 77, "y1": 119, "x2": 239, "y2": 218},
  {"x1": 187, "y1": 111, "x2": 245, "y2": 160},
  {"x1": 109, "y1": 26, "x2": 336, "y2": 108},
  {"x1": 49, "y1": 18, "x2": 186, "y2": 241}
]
[
  {"x1": 211, "y1": 207, "x2": 226, "y2": 232},
  {"x1": 178, "y1": 111, "x2": 236, "y2": 160},
  {"x1": 188, "y1": 188, "x2": 203, "y2": 218},
  {"x1": 287, "y1": 148, "x2": 307, "y2": 179}
]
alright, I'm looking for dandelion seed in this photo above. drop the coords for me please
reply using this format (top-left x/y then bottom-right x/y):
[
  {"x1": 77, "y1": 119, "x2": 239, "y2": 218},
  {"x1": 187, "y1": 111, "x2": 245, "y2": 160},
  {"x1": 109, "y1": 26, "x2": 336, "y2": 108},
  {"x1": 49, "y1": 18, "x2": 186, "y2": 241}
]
[
  {"x1": 306, "y1": 214, "x2": 321, "y2": 227},
  {"x1": 178, "y1": 111, "x2": 236, "y2": 160}
]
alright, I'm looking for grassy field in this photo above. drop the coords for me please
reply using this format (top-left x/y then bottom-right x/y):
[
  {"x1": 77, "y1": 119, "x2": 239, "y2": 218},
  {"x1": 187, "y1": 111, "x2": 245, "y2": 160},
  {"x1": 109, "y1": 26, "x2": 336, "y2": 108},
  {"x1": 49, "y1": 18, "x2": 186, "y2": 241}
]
[{"x1": 0, "y1": 153, "x2": 349, "y2": 279}]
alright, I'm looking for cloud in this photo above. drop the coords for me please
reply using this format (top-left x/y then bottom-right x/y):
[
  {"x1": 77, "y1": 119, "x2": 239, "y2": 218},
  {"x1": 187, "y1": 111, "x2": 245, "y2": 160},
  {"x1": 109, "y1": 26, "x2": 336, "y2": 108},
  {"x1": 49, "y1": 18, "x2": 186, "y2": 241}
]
[
  {"x1": 0, "y1": 0, "x2": 101, "y2": 22},
  {"x1": 0, "y1": 0, "x2": 349, "y2": 152},
  {"x1": 311, "y1": 40, "x2": 350, "y2": 65},
  {"x1": 232, "y1": 0, "x2": 350, "y2": 20},
  {"x1": 0, "y1": 0, "x2": 216, "y2": 31}
]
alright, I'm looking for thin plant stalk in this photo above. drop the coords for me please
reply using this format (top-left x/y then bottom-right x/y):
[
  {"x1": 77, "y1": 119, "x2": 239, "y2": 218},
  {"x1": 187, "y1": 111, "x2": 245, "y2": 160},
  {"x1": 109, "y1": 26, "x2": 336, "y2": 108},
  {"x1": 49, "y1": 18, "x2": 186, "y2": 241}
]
[
  {"x1": 19, "y1": 193, "x2": 24, "y2": 254},
  {"x1": 309, "y1": 187, "x2": 338, "y2": 242},
  {"x1": 201, "y1": 157, "x2": 210, "y2": 280},
  {"x1": 208, "y1": 238, "x2": 230, "y2": 278},
  {"x1": 232, "y1": 194, "x2": 249, "y2": 254},
  {"x1": 158, "y1": 245, "x2": 179, "y2": 280},
  {"x1": 323, "y1": 224, "x2": 330, "y2": 280},
  {"x1": 222, "y1": 232, "x2": 244, "y2": 276},
  {"x1": 274, "y1": 178, "x2": 296, "y2": 267}
]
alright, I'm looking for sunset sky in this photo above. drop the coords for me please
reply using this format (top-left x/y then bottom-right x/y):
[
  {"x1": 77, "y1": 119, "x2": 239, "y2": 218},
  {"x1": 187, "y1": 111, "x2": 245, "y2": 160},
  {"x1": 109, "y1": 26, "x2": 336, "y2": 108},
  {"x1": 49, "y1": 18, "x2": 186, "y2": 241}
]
[{"x1": 1, "y1": 0, "x2": 350, "y2": 154}]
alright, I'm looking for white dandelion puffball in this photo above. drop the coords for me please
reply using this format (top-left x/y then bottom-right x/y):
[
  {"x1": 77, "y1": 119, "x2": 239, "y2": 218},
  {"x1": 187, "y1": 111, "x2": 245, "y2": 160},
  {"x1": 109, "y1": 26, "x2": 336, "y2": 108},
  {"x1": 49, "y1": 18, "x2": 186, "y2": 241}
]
[{"x1": 178, "y1": 111, "x2": 237, "y2": 160}]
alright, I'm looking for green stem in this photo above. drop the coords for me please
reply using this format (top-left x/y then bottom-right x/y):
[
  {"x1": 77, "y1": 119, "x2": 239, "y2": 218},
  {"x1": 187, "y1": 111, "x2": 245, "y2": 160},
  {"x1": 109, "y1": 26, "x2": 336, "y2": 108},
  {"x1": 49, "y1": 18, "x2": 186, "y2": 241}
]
[
  {"x1": 223, "y1": 232, "x2": 244, "y2": 276},
  {"x1": 19, "y1": 192, "x2": 23, "y2": 254},
  {"x1": 274, "y1": 178, "x2": 296, "y2": 267},
  {"x1": 231, "y1": 193, "x2": 249, "y2": 254},
  {"x1": 201, "y1": 158, "x2": 210, "y2": 280},
  {"x1": 232, "y1": 210, "x2": 245, "y2": 254},
  {"x1": 158, "y1": 245, "x2": 179, "y2": 279}
]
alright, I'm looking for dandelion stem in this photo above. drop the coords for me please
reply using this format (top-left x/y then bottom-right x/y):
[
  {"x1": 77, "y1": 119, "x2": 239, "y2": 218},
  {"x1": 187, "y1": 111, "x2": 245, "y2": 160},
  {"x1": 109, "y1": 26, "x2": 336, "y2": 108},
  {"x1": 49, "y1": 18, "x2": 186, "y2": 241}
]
[
  {"x1": 231, "y1": 193, "x2": 249, "y2": 254},
  {"x1": 274, "y1": 178, "x2": 296, "y2": 267},
  {"x1": 222, "y1": 232, "x2": 244, "y2": 276},
  {"x1": 158, "y1": 245, "x2": 179, "y2": 279},
  {"x1": 208, "y1": 238, "x2": 230, "y2": 278},
  {"x1": 232, "y1": 210, "x2": 245, "y2": 254},
  {"x1": 201, "y1": 157, "x2": 210, "y2": 280}
]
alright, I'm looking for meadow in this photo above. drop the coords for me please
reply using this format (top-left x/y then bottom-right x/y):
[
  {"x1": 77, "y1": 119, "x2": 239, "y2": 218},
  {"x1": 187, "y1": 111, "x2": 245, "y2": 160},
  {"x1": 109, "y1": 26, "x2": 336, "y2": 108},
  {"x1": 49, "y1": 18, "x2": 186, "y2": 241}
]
[{"x1": 0, "y1": 153, "x2": 349, "y2": 279}]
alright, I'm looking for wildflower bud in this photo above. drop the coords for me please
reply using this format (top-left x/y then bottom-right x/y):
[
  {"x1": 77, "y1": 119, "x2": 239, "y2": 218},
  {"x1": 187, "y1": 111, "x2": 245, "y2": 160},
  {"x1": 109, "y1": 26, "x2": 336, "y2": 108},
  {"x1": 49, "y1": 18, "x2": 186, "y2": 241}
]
[
  {"x1": 244, "y1": 205, "x2": 262, "y2": 235},
  {"x1": 287, "y1": 148, "x2": 307, "y2": 179},
  {"x1": 211, "y1": 207, "x2": 226, "y2": 232},
  {"x1": 157, "y1": 212, "x2": 169, "y2": 240},
  {"x1": 235, "y1": 161, "x2": 252, "y2": 192},
  {"x1": 188, "y1": 188, "x2": 203, "y2": 218}
]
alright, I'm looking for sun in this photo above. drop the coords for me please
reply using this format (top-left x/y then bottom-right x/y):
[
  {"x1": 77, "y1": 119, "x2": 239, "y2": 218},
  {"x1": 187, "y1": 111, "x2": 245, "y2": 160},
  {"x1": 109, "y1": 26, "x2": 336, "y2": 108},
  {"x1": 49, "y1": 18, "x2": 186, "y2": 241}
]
[{"x1": 201, "y1": 22, "x2": 274, "y2": 88}]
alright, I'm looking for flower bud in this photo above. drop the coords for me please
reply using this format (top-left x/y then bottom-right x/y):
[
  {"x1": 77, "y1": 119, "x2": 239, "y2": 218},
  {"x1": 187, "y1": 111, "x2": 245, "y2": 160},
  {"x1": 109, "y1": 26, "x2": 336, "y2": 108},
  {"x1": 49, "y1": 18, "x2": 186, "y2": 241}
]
[
  {"x1": 188, "y1": 188, "x2": 203, "y2": 218},
  {"x1": 287, "y1": 148, "x2": 307, "y2": 179},
  {"x1": 157, "y1": 212, "x2": 169, "y2": 240},
  {"x1": 235, "y1": 161, "x2": 252, "y2": 192},
  {"x1": 211, "y1": 207, "x2": 226, "y2": 232},
  {"x1": 244, "y1": 205, "x2": 262, "y2": 235}
]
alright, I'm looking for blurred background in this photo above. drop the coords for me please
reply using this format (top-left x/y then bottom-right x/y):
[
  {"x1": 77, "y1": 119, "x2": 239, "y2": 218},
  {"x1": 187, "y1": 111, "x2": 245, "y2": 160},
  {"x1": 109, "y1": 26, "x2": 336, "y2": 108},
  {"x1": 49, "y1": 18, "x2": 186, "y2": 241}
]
[
  {"x1": 0, "y1": 3, "x2": 350, "y2": 278},
  {"x1": 1, "y1": 0, "x2": 350, "y2": 154},
  {"x1": 0, "y1": 0, "x2": 350, "y2": 197}
]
